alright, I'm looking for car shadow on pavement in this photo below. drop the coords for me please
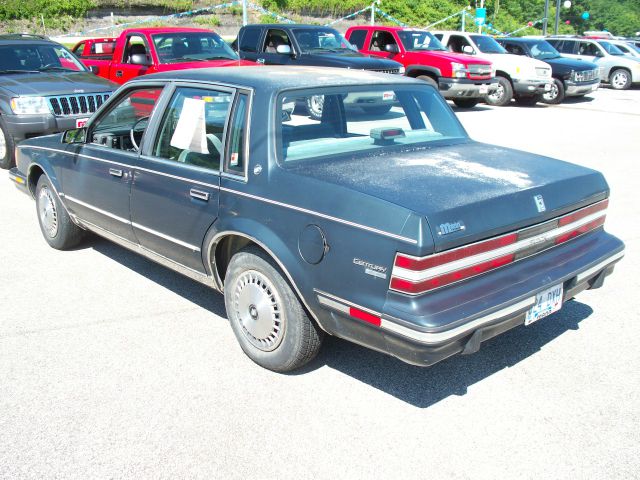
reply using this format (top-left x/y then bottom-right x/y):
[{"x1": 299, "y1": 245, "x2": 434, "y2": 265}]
[
  {"x1": 561, "y1": 95, "x2": 597, "y2": 105},
  {"x1": 306, "y1": 299, "x2": 593, "y2": 408},
  {"x1": 89, "y1": 237, "x2": 228, "y2": 318}
]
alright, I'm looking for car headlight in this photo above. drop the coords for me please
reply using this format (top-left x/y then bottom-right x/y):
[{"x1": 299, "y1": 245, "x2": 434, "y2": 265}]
[
  {"x1": 10, "y1": 97, "x2": 50, "y2": 115},
  {"x1": 397, "y1": 66, "x2": 406, "y2": 75},
  {"x1": 451, "y1": 62, "x2": 467, "y2": 78}
]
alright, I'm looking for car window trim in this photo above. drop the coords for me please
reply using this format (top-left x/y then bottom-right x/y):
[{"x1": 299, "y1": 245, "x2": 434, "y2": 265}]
[
  {"x1": 143, "y1": 81, "x2": 237, "y2": 174},
  {"x1": 222, "y1": 88, "x2": 252, "y2": 182}
]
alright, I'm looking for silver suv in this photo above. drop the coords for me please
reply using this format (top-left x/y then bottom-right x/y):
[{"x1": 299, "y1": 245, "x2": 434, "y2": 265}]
[{"x1": 547, "y1": 37, "x2": 640, "y2": 90}]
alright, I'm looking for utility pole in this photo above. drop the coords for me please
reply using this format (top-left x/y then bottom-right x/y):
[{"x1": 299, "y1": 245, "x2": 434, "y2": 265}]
[
  {"x1": 242, "y1": 0, "x2": 248, "y2": 26},
  {"x1": 554, "y1": 0, "x2": 561, "y2": 34},
  {"x1": 543, "y1": 0, "x2": 550, "y2": 35}
]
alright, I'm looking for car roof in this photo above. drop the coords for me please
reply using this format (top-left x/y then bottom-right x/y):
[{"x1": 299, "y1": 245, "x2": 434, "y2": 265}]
[
  {"x1": 0, "y1": 34, "x2": 57, "y2": 46},
  {"x1": 140, "y1": 66, "x2": 419, "y2": 90},
  {"x1": 244, "y1": 24, "x2": 338, "y2": 30},
  {"x1": 123, "y1": 27, "x2": 217, "y2": 34}
]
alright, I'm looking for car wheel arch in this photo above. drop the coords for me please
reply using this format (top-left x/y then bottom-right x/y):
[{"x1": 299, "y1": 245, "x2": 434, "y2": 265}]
[
  {"x1": 609, "y1": 66, "x2": 631, "y2": 81},
  {"x1": 27, "y1": 163, "x2": 47, "y2": 198},
  {"x1": 406, "y1": 65, "x2": 441, "y2": 79},
  {"x1": 495, "y1": 70, "x2": 513, "y2": 83}
]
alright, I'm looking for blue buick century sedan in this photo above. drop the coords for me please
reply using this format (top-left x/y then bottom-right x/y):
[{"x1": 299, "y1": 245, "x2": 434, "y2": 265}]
[{"x1": 10, "y1": 66, "x2": 624, "y2": 371}]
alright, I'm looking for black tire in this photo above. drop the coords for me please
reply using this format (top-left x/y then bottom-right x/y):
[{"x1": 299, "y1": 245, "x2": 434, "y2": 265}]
[
  {"x1": 485, "y1": 75, "x2": 513, "y2": 106},
  {"x1": 35, "y1": 175, "x2": 85, "y2": 250},
  {"x1": 361, "y1": 104, "x2": 392, "y2": 115},
  {"x1": 0, "y1": 116, "x2": 16, "y2": 170},
  {"x1": 416, "y1": 74, "x2": 439, "y2": 89},
  {"x1": 515, "y1": 94, "x2": 541, "y2": 106},
  {"x1": 609, "y1": 68, "x2": 631, "y2": 90},
  {"x1": 542, "y1": 78, "x2": 565, "y2": 104},
  {"x1": 305, "y1": 95, "x2": 324, "y2": 121},
  {"x1": 452, "y1": 98, "x2": 479, "y2": 108},
  {"x1": 224, "y1": 246, "x2": 324, "y2": 372}
]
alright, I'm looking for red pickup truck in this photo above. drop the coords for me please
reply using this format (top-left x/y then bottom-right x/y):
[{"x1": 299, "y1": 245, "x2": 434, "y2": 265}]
[
  {"x1": 345, "y1": 26, "x2": 498, "y2": 108},
  {"x1": 73, "y1": 27, "x2": 255, "y2": 84}
]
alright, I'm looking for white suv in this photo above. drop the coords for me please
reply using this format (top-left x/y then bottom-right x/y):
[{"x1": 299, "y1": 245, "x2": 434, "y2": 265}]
[{"x1": 433, "y1": 31, "x2": 552, "y2": 106}]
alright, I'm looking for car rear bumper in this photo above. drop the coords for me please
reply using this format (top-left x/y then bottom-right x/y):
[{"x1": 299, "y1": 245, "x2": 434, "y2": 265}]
[
  {"x1": 439, "y1": 77, "x2": 499, "y2": 98},
  {"x1": 2, "y1": 113, "x2": 89, "y2": 143},
  {"x1": 8, "y1": 167, "x2": 29, "y2": 195},
  {"x1": 513, "y1": 78, "x2": 552, "y2": 96},
  {"x1": 315, "y1": 230, "x2": 624, "y2": 367},
  {"x1": 565, "y1": 78, "x2": 600, "y2": 96}
]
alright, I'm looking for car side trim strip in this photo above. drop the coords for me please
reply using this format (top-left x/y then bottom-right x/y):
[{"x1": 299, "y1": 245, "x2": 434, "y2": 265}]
[
  {"x1": 219, "y1": 187, "x2": 418, "y2": 244},
  {"x1": 575, "y1": 250, "x2": 625, "y2": 283},
  {"x1": 64, "y1": 195, "x2": 201, "y2": 252}
]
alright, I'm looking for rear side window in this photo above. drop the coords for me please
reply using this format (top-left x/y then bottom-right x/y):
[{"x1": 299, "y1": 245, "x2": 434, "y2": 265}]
[
  {"x1": 348, "y1": 30, "x2": 367, "y2": 50},
  {"x1": 239, "y1": 28, "x2": 262, "y2": 52},
  {"x1": 225, "y1": 94, "x2": 249, "y2": 176},
  {"x1": 72, "y1": 42, "x2": 85, "y2": 55}
]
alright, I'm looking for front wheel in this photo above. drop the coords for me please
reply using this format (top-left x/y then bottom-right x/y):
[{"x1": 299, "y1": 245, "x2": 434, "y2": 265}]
[
  {"x1": 542, "y1": 78, "x2": 565, "y2": 104},
  {"x1": 452, "y1": 98, "x2": 479, "y2": 108},
  {"x1": 485, "y1": 76, "x2": 513, "y2": 106},
  {"x1": 0, "y1": 116, "x2": 15, "y2": 170},
  {"x1": 609, "y1": 69, "x2": 631, "y2": 90},
  {"x1": 35, "y1": 175, "x2": 85, "y2": 250},
  {"x1": 224, "y1": 246, "x2": 324, "y2": 372}
]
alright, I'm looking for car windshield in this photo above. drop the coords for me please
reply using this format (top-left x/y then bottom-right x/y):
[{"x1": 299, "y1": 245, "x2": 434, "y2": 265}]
[
  {"x1": 397, "y1": 31, "x2": 447, "y2": 52},
  {"x1": 528, "y1": 40, "x2": 561, "y2": 60},
  {"x1": 0, "y1": 43, "x2": 86, "y2": 72},
  {"x1": 278, "y1": 85, "x2": 467, "y2": 164},
  {"x1": 598, "y1": 41, "x2": 625, "y2": 55},
  {"x1": 470, "y1": 35, "x2": 507, "y2": 54},
  {"x1": 153, "y1": 32, "x2": 239, "y2": 63},
  {"x1": 292, "y1": 28, "x2": 357, "y2": 53}
]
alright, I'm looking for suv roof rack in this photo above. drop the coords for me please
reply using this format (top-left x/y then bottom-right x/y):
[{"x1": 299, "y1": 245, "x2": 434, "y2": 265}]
[{"x1": 0, "y1": 33, "x2": 50, "y2": 41}]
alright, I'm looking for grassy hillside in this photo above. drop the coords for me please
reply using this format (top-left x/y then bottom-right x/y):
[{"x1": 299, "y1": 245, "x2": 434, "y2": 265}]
[{"x1": 1, "y1": 0, "x2": 638, "y2": 36}]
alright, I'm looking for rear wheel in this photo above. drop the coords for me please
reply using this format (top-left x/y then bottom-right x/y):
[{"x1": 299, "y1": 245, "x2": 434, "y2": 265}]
[
  {"x1": 35, "y1": 175, "x2": 85, "y2": 250},
  {"x1": 542, "y1": 78, "x2": 565, "y2": 104},
  {"x1": 609, "y1": 69, "x2": 631, "y2": 90},
  {"x1": 0, "y1": 117, "x2": 15, "y2": 170},
  {"x1": 361, "y1": 104, "x2": 392, "y2": 115},
  {"x1": 224, "y1": 246, "x2": 324, "y2": 372},
  {"x1": 452, "y1": 98, "x2": 479, "y2": 108},
  {"x1": 515, "y1": 94, "x2": 541, "y2": 106},
  {"x1": 485, "y1": 76, "x2": 513, "y2": 106}
]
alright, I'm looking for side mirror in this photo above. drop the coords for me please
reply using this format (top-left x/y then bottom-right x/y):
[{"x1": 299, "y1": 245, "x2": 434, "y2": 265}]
[
  {"x1": 276, "y1": 44, "x2": 292, "y2": 55},
  {"x1": 130, "y1": 53, "x2": 151, "y2": 66},
  {"x1": 384, "y1": 44, "x2": 400, "y2": 54},
  {"x1": 89, "y1": 65, "x2": 99, "y2": 75},
  {"x1": 62, "y1": 127, "x2": 87, "y2": 144},
  {"x1": 462, "y1": 45, "x2": 475, "y2": 55}
]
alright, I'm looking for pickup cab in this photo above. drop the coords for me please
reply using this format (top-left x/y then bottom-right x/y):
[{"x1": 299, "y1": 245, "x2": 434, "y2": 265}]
[
  {"x1": 432, "y1": 31, "x2": 553, "y2": 106},
  {"x1": 74, "y1": 27, "x2": 255, "y2": 84},
  {"x1": 345, "y1": 26, "x2": 497, "y2": 108}
]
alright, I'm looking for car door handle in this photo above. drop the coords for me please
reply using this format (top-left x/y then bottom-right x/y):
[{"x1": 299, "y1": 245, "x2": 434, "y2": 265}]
[
  {"x1": 109, "y1": 168, "x2": 123, "y2": 178},
  {"x1": 190, "y1": 188, "x2": 210, "y2": 201},
  {"x1": 115, "y1": 70, "x2": 123, "y2": 77},
  {"x1": 257, "y1": 58, "x2": 265, "y2": 64}
]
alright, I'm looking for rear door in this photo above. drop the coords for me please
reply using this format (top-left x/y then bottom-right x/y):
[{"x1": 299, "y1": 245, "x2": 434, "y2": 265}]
[
  {"x1": 236, "y1": 26, "x2": 264, "y2": 61},
  {"x1": 130, "y1": 84, "x2": 238, "y2": 273}
]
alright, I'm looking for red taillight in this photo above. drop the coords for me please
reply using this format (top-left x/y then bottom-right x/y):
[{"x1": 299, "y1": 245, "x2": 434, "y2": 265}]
[
  {"x1": 391, "y1": 199, "x2": 608, "y2": 295},
  {"x1": 349, "y1": 307, "x2": 381, "y2": 327}
]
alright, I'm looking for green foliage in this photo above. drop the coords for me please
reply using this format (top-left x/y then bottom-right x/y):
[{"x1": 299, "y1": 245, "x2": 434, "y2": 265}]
[
  {"x1": 194, "y1": 15, "x2": 221, "y2": 27},
  {"x1": 0, "y1": 0, "x2": 97, "y2": 20}
]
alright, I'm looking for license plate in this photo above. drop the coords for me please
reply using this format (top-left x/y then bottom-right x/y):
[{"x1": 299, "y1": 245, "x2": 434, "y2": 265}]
[
  {"x1": 479, "y1": 86, "x2": 488, "y2": 94},
  {"x1": 525, "y1": 283, "x2": 563, "y2": 326},
  {"x1": 544, "y1": 83, "x2": 552, "y2": 91},
  {"x1": 76, "y1": 118, "x2": 89, "y2": 128}
]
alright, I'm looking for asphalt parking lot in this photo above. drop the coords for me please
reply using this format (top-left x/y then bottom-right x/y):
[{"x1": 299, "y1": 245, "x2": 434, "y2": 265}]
[{"x1": 1, "y1": 87, "x2": 639, "y2": 479}]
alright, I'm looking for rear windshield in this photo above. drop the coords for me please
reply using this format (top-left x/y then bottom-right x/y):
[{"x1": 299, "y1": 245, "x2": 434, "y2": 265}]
[
  {"x1": 278, "y1": 84, "x2": 467, "y2": 164},
  {"x1": 152, "y1": 32, "x2": 239, "y2": 63},
  {"x1": 0, "y1": 43, "x2": 86, "y2": 72}
]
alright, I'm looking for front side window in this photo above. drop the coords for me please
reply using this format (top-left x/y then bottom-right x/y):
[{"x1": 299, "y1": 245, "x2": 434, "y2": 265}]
[
  {"x1": 396, "y1": 31, "x2": 447, "y2": 52},
  {"x1": 447, "y1": 35, "x2": 473, "y2": 53},
  {"x1": 369, "y1": 31, "x2": 398, "y2": 52},
  {"x1": 153, "y1": 87, "x2": 232, "y2": 171},
  {"x1": 91, "y1": 87, "x2": 164, "y2": 151},
  {"x1": 0, "y1": 43, "x2": 86, "y2": 72},
  {"x1": 123, "y1": 35, "x2": 149, "y2": 64},
  {"x1": 152, "y1": 32, "x2": 238, "y2": 63},
  {"x1": 292, "y1": 28, "x2": 356, "y2": 54},
  {"x1": 263, "y1": 29, "x2": 292, "y2": 53},
  {"x1": 470, "y1": 35, "x2": 506, "y2": 54},
  {"x1": 278, "y1": 85, "x2": 466, "y2": 164},
  {"x1": 578, "y1": 42, "x2": 600, "y2": 56}
]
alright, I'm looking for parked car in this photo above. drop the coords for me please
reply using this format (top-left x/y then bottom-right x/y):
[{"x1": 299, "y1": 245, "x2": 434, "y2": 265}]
[
  {"x1": 497, "y1": 37, "x2": 600, "y2": 104},
  {"x1": 74, "y1": 27, "x2": 255, "y2": 85},
  {"x1": 9, "y1": 66, "x2": 624, "y2": 372},
  {"x1": 547, "y1": 36, "x2": 640, "y2": 90},
  {"x1": 232, "y1": 24, "x2": 405, "y2": 118},
  {"x1": 344, "y1": 26, "x2": 497, "y2": 109},
  {"x1": 606, "y1": 40, "x2": 640, "y2": 58},
  {"x1": 433, "y1": 31, "x2": 552, "y2": 106},
  {"x1": 0, "y1": 34, "x2": 116, "y2": 169}
]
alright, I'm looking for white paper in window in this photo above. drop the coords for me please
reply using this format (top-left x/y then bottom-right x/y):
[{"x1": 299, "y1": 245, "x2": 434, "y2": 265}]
[
  {"x1": 95, "y1": 43, "x2": 104, "y2": 53},
  {"x1": 170, "y1": 97, "x2": 209, "y2": 154}
]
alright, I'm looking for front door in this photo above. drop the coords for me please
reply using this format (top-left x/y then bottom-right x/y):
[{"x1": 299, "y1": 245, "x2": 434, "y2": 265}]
[
  {"x1": 256, "y1": 28, "x2": 296, "y2": 65},
  {"x1": 130, "y1": 85, "x2": 232, "y2": 273},
  {"x1": 110, "y1": 33, "x2": 152, "y2": 84},
  {"x1": 62, "y1": 85, "x2": 165, "y2": 242}
]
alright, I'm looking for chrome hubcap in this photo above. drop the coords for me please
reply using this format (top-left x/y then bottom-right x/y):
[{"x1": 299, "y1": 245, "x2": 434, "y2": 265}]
[
  {"x1": 612, "y1": 72, "x2": 627, "y2": 89},
  {"x1": 488, "y1": 83, "x2": 504, "y2": 101},
  {"x1": 233, "y1": 270, "x2": 284, "y2": 352},
  {"x1": 309, "y1": 95, "x2": 324, "y2": 117},
  {"x1": 0, "y1": 128, "x2": 6, "y2": 160},
  {"x1": 38, "y1": 186, "x2": 58, "y2": 238},
  {"x1": 544, "y1": 83, "x2": 559, "y2": 100}
]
